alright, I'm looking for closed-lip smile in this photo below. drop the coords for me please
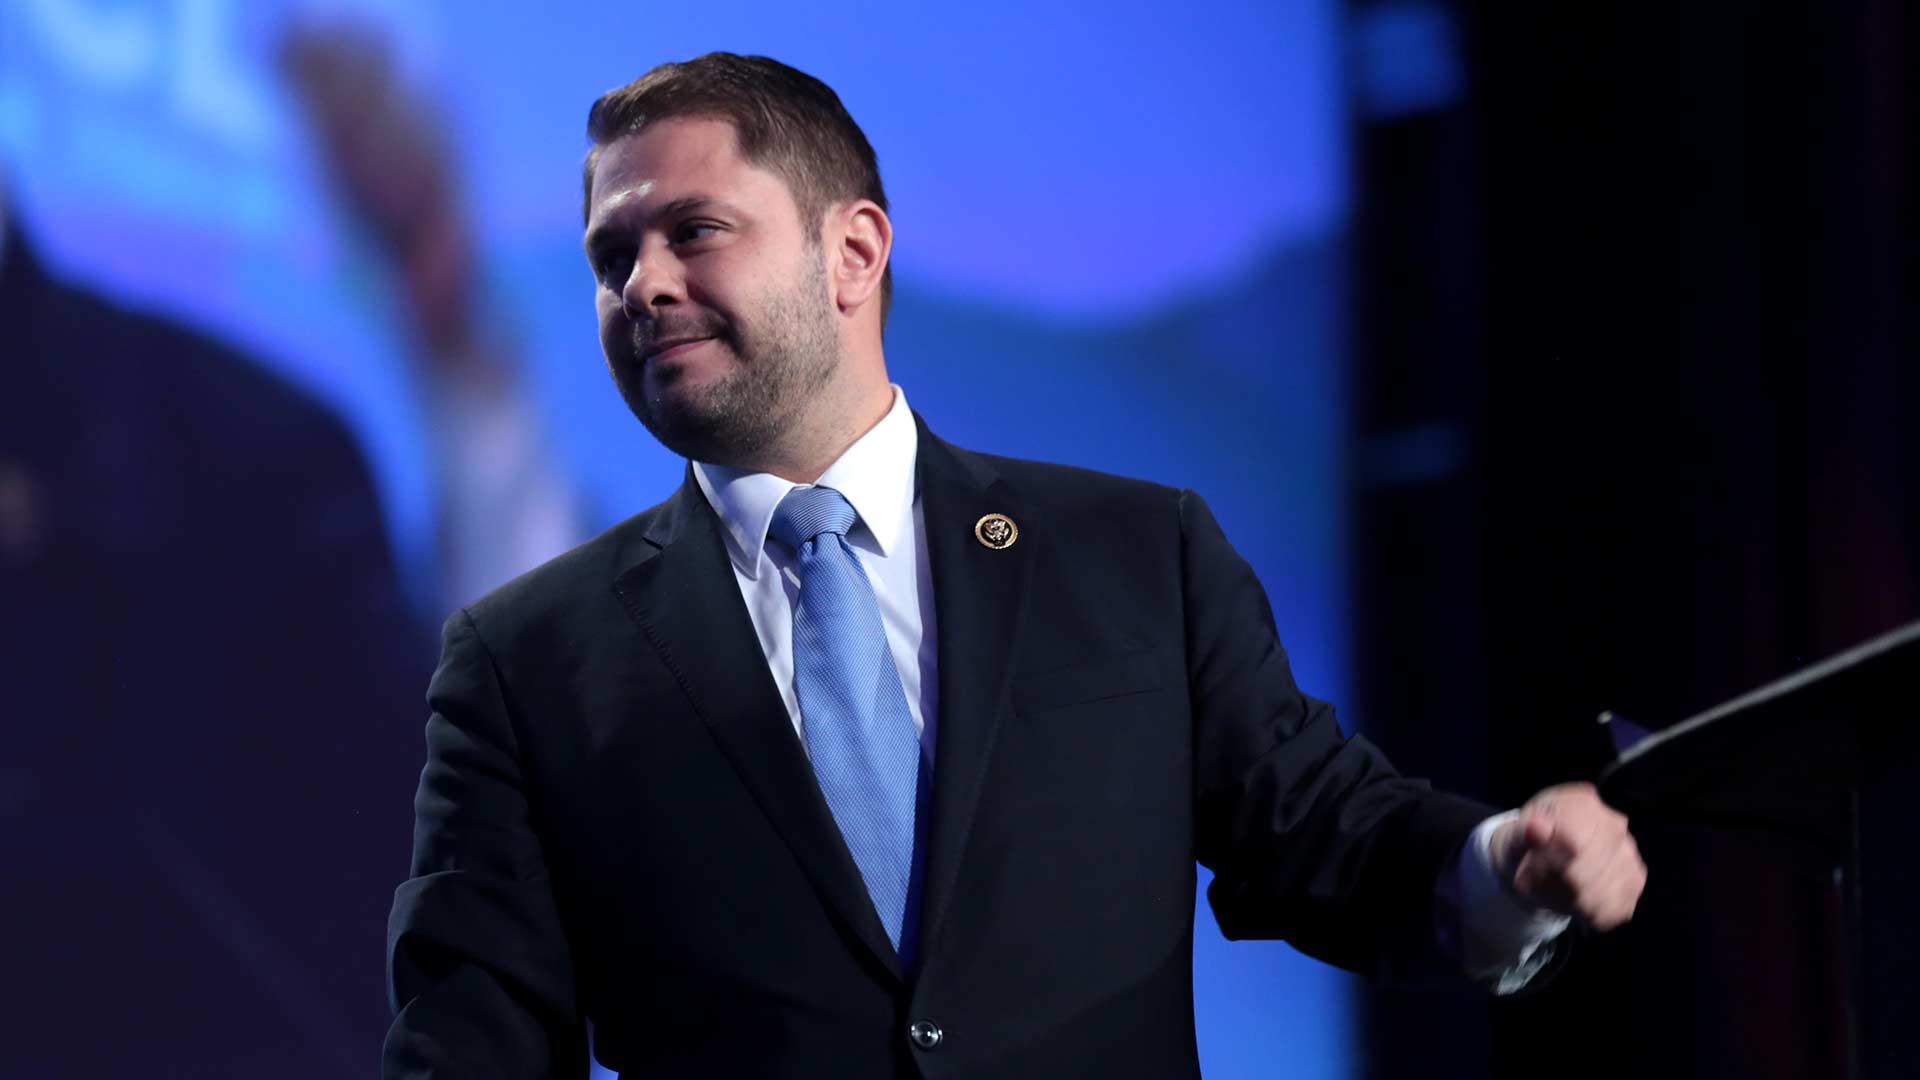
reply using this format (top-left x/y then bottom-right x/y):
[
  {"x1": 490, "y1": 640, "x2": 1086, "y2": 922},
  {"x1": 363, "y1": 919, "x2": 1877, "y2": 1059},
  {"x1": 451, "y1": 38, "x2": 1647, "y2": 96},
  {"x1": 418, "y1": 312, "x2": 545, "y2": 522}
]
[{"x1": 643, "y1": 336, "x2": 714, "y2": 362}]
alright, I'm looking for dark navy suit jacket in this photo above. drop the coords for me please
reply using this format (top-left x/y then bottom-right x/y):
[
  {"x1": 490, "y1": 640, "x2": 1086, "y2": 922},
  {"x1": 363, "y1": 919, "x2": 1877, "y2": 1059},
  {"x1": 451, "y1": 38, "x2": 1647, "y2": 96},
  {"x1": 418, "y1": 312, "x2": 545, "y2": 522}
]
[{"x1": 384, "y1": 417, "x2": 1491, "y2": 1078}]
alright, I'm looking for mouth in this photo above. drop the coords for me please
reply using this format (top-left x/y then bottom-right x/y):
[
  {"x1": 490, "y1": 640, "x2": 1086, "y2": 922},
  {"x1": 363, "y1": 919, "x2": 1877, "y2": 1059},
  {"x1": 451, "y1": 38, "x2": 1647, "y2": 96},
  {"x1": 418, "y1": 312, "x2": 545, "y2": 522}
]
[{"x1": 641, "y1": 336, "x2": 716, "y2": 363}]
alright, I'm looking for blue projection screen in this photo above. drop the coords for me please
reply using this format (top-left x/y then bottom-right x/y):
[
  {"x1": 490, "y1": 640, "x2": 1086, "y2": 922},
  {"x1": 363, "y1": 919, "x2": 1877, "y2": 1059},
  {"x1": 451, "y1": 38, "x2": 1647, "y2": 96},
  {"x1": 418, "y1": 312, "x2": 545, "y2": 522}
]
[{"x1": 1, "y1": 2, "x2": 1357, "y2": 1075}]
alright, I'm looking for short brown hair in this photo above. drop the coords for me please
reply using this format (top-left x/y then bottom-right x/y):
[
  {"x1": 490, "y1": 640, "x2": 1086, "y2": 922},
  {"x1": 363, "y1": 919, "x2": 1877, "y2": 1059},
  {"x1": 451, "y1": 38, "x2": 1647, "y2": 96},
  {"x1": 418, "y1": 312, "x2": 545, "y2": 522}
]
[{"x1": 583, "y1": 53, "x2": 891, "y2": 321}]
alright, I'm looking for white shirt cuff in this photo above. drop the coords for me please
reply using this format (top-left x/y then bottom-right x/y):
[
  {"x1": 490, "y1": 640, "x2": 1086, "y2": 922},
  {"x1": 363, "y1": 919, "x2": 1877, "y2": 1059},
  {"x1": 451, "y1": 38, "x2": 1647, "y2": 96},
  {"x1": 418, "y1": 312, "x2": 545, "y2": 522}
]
[{"x1": 1443, "y1": 810, "x2": 1572, "y2": 994}]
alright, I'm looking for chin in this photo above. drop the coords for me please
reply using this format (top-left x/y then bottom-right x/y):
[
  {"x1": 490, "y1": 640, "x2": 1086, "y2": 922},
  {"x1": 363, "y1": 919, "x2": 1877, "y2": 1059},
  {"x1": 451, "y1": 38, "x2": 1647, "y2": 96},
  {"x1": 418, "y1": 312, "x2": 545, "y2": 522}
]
[{"x1": 623, "y1": 387, "x2": 721, "y2": 459}]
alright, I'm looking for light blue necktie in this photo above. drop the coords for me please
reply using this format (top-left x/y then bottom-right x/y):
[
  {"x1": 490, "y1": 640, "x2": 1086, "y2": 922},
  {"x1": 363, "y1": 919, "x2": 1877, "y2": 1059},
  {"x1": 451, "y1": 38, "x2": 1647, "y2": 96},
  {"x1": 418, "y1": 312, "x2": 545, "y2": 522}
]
[{"x1": 771, "y1": 486, "x2": 921, "y2": 949}]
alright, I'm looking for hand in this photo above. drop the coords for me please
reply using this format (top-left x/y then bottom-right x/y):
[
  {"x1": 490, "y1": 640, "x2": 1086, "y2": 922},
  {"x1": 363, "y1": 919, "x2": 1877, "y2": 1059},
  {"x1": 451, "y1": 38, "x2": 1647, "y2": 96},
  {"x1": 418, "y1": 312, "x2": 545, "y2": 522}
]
[{"x1": 1490, "y1": 781, "x2": 1646, "y2": 930}]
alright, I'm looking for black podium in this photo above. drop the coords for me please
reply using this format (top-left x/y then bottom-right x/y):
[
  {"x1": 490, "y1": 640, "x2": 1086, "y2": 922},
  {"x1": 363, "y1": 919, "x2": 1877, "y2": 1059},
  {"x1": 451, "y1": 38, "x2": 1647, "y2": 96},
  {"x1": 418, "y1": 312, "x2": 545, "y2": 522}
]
[{"x1": 1598, "y1": 619, "x2": 1920, "y2": 1080}]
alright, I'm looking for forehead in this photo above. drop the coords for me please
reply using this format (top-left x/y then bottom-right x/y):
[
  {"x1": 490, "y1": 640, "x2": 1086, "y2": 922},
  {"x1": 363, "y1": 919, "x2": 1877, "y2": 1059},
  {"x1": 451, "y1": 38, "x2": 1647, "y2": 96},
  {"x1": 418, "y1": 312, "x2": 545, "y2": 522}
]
[{"x1": 586, "y1": 117, "x2": 794, "y2": 231}]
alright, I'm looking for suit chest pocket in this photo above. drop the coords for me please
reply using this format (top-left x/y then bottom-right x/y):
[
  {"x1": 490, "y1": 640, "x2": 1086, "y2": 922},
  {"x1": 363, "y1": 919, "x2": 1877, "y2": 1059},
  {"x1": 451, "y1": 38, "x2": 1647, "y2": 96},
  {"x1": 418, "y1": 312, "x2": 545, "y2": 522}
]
[
  {"x1": 1011, "y1": 647, "x2": 1173, "y2": 717},
  {"x1": 1003, "y1": 647, "x2": 1188, "y2": 813}
]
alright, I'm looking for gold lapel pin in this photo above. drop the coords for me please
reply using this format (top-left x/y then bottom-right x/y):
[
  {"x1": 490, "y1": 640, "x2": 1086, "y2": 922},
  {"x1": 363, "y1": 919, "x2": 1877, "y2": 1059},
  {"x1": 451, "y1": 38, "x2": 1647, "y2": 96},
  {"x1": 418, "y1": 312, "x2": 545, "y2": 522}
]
[{"x1": 974, "y1": 513, "x2": 1018, "y2": 550}]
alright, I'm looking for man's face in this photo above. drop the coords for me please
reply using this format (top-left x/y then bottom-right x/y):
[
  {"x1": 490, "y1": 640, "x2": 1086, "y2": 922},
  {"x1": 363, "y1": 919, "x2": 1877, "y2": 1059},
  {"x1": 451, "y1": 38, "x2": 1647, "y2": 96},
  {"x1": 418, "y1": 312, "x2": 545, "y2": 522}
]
[{"x1": 584, "y1": 117, "x2": 840, "y2": 465}]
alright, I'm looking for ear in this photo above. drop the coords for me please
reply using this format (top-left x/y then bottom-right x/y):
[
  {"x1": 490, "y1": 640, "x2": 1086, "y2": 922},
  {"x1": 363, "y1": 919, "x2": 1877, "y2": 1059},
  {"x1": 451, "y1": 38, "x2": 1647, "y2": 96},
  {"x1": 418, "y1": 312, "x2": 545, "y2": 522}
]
[{"x1": 827, "y1": 199, "x2": 892, "y2": 316}]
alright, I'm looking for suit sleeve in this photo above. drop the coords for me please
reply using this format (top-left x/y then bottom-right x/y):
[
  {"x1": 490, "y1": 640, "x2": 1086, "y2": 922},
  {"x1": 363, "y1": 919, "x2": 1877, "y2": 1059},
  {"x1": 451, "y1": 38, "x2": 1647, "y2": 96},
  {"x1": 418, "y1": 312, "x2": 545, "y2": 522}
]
[
  {"x1": 384, "y1": 610, "x2": 590, "y2": 1078},
  {"x1": 1181, "y1": 490, "x2": 1493, "y2": 983}
]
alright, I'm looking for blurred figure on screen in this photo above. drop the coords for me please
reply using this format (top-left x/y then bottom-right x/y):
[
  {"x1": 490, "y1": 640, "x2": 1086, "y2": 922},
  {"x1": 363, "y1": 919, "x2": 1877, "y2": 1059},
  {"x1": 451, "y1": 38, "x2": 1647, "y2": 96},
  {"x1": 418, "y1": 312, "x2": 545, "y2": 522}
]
[
  {"x1": 0, "y1": 182, "x2": 425, "y2": 1076},
  {"x1": 0, "y1": 22, "x2": 578, "y2": 1077},
  {"x1": 280, "y1": 24, "x2": 581, "y2": 610}
]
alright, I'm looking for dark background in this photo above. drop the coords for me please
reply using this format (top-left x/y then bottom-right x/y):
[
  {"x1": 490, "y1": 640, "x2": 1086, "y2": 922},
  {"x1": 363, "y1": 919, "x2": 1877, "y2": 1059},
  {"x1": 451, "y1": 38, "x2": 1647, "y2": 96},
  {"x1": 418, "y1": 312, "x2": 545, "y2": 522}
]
[{"x1": 1349, "y1": 2, "x2": 1915, "y2": 1077}]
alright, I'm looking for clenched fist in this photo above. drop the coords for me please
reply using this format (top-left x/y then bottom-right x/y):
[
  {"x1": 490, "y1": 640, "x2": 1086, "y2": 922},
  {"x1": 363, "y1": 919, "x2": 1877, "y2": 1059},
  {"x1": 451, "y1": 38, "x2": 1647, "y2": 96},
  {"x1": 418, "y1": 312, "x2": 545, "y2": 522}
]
[{"x1": 1491, "y1": 781, "x2": 1646, "y2": 930}]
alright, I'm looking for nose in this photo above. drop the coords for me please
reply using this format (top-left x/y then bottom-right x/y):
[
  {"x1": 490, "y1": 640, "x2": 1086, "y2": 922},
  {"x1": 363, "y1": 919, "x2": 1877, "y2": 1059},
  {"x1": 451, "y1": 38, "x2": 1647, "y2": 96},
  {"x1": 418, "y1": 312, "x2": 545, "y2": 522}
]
[{"x1": 621, "y1": 245, "x2": 684, "y2": 318}]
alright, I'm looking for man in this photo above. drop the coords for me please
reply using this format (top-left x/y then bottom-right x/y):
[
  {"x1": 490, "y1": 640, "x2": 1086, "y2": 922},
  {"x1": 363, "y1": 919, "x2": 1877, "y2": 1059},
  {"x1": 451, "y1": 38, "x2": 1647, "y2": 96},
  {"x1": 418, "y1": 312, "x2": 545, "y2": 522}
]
[{"x1": 384, "y1": 53, "x2": 1645, "y2": 1078}]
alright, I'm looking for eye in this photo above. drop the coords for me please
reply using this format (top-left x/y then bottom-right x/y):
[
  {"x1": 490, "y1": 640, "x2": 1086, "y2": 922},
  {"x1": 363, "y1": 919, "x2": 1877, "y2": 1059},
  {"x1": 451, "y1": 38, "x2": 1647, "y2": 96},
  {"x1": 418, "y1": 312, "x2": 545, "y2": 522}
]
[
  {"x1": 592, "y1": 249, "x2": 634, "y2": 287},
  {"x1": 671, "y1": 220, "x2": 721, "y2": 245}
]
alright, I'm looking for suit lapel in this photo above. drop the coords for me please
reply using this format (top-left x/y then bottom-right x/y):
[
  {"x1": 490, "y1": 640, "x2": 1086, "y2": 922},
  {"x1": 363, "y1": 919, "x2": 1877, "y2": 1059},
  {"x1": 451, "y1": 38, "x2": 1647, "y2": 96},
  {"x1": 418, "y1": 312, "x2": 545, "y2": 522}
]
[
  {"x1": 611, "y1": 473, "x2": 904, "y2": 983},
  {"x1": 913, "y1": 419, "x2": 1035, "y2": 957}
]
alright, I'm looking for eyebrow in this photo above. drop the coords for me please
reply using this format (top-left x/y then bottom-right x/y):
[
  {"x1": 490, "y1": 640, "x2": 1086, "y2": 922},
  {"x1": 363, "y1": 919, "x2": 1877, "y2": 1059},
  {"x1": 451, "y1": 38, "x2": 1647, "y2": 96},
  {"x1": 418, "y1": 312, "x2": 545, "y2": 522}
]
[{"x1": 583, "y1": 195, "x2": 735, "y2": 255}]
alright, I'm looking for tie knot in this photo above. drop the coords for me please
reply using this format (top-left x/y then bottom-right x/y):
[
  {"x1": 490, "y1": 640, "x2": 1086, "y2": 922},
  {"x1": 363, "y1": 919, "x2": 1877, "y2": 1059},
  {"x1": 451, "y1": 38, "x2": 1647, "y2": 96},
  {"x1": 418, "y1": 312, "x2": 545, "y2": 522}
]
[{"x1": 770, "y1": 485, "x2": 859, "y2": 548}]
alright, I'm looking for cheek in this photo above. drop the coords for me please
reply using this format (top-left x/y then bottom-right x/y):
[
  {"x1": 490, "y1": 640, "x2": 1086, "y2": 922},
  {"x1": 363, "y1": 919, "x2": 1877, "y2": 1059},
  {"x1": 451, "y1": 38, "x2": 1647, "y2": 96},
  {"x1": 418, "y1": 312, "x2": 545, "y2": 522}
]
[
  {"x1": 596, "y1": 299, "x2": 628, "y2": 350},
  {"x1": 680, "y1": 254, "x2": 753, "y2": 315}
]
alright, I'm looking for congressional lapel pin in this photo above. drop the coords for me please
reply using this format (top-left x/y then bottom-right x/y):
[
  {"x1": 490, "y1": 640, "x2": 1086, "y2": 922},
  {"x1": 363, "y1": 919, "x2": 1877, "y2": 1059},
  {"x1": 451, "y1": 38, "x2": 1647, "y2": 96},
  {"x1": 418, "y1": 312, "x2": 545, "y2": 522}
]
[{"x1": 973, "y1": 513, "x2": 1018, "y2": 550}]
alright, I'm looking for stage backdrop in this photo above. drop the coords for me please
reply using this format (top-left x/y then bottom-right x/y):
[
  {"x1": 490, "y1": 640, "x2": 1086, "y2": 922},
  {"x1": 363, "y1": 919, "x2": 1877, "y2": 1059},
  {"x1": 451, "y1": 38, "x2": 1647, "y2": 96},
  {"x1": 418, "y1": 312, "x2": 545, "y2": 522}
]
[{"x1": 1, "y1": 2, "x2": 1359, "y2": 1074}]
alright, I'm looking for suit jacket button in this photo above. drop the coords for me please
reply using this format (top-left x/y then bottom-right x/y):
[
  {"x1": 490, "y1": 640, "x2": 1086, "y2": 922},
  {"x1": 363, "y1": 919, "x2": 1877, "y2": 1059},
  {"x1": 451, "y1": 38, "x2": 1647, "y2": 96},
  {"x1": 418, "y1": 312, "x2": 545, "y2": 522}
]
[{"x1": 908, "y1": 1019, "x2": 943, "y2": 1050}]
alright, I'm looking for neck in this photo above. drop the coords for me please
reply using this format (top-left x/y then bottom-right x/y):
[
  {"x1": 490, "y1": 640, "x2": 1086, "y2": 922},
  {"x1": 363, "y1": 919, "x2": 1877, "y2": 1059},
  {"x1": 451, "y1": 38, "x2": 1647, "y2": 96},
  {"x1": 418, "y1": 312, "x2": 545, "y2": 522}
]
[{"x1": 751, "y1": 374, "x2": 895, "y2": 484}]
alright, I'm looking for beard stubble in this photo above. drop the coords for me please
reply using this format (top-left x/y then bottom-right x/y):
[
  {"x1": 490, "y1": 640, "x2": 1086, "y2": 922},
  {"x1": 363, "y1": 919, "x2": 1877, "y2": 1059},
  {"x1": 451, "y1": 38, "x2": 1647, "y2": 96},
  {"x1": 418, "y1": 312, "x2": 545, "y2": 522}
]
[{"x1": 613, "y1": 256, "x2": 841, "y2": 467}]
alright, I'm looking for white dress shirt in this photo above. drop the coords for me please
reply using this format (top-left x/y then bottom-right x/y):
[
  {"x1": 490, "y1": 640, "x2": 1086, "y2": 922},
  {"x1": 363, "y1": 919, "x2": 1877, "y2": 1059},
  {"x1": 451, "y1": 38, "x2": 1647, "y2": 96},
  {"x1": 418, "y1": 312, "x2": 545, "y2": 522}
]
[
  {"x1": 692, "y1": 384, "x2": 1565, "y2": 988},
  {"x1": 693, "y1": 386, "x2": 938, "y2": 757}
]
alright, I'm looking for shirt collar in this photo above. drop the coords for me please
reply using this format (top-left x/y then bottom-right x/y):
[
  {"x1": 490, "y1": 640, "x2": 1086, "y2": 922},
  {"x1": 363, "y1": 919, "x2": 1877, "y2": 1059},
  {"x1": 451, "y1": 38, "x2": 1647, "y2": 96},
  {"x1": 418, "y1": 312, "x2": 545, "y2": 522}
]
[{"x1": 692, "y1": 385, "x2": 919, "y2": 579}]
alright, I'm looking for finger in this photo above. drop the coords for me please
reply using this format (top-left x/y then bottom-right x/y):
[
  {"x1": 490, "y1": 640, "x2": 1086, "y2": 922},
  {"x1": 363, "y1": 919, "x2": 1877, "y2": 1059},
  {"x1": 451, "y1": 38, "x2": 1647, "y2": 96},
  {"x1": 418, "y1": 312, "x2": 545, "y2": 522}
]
[
  {"x1": 1570, "y1": 835, "x2": 1647, "y2": 928},
  {"x1": 1556, "y1": 841, "x2": 1620, "y2": 904},
  {"x1": 1607, "y1": 838, "x2": 1648, "y2": 922},
  {"x1": 1565, "y1": 784, "x2": 1631, "y2": 834},
  {"x1": 1492, "y1": 810, "x2": 1548, "y2": 883},
  {"x1": 1523, "y1": 818, "x2": 1580, "y2": 874},
  {"x1": 1513, "y1": 851, "x2": 1575, "y2": 911},
  {"x1": 1538, "y1": 781, "x2": 1626, "y2": 827},
  {"x1": 1496, "y1": 811, "x2": 1559, "y2": 896},
  {"x1": 1555, "y1": 817, "x2": 1642, "y2": 897},
  {"x1": 1585, "y1": 856, "x2": 1647, "y2": 930},
  {"x1": 1537, "y1": 795, "x2": 1628, "y2": 867},
  {"x1": 1521, "y1": 809, "x2": 1556, "y2": 851},
  {"x1": 1517, "y1": 824, "x2": 1632, "y2": 913}
]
